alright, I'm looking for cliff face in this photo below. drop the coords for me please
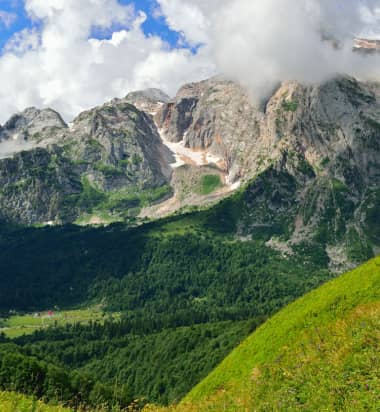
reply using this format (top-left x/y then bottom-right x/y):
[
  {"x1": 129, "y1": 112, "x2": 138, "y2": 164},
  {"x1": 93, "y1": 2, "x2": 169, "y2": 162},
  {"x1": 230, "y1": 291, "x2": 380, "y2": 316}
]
[
  {"x1": 155, "y1": 78, "x2": 262, "y2": 182},
  {"x1": 154, "y1": 76, "x2": 380, "y2": 269},
  {"x1": 0, "y1": 100, "x2": 172, "y2": 225},
  {"x1": 0, "y1": 75, "x2": 380, "y2": 269},
  {"x1": 156, "y1": 76, "x2": 380, "y2": 181}
]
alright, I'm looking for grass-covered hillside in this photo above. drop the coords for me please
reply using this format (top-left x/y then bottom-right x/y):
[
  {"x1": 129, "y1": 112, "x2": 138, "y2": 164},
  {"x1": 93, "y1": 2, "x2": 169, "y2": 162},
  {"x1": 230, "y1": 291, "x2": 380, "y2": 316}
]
[
  {"x1": 0, "y1": 391, "x2": 131, "y2": 411},
  {"x1": 0, "y1": 392, "x2": 71, "y2": 412},
  {"x1": 145, "y1": 256, "x2": 380, "y2": 411}
]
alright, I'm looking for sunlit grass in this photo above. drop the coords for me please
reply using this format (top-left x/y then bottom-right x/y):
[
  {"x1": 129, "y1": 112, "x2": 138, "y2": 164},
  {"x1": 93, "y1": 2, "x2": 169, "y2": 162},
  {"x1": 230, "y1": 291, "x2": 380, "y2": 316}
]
[
  {"x1": 198, "y1": 175, "x2": 222, "y2": 195},
  {"x1": 0, "y1": 392, "x2": 72, "y2": 412},
  {"x1": 144, "y1": 256, "x2": 380, "y2": 411}
]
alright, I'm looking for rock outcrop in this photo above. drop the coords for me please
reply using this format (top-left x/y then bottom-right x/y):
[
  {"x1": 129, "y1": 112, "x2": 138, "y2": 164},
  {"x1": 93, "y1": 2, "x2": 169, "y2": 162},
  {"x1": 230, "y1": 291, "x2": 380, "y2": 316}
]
[
  {"x1": 154, "y1": 75, "x2": 380, "y2": 269},
  {"x1": 353, "y1": 38, "x2": 380, "y2": 53},
  {"x1": 125, "y1": 88, "x2": 170, "y2": 115},
  {"x1": 0, "y1": 100, "x2": 172, "y2": 224},
  {"x1": 0, "y1": 107, "x2": 67, "y2": 142}
]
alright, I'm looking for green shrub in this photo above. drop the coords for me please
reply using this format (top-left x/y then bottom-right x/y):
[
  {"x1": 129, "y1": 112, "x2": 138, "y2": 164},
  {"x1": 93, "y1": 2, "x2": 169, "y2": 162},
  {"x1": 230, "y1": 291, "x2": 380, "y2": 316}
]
[
  {"x1": 282, "y1": 99, "x2": 298, "y2": 112},
  {"x1": 199, "y1": 175, "x2": 222, "y2": 195}
]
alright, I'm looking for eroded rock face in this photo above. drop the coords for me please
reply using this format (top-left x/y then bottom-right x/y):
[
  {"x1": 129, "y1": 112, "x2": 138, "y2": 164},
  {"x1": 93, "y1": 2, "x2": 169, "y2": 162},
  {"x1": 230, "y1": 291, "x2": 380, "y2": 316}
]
[
  {"x1": 156, "y1": 78, "x2": 266, "y2": 181},
  {"x1": 155, "y1": 75, "x2": 380, "y2": 269}
]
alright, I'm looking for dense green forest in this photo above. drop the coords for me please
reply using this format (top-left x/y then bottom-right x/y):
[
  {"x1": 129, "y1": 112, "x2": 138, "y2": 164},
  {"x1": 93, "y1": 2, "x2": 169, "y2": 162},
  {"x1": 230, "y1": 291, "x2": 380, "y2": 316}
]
[
  {"x1": 4, "y1": 320, "x2": 254, "y2": 406},
  {"x1": 0, "y1": 188, "x2": 331, "y2": 314},
  {"x1": 0, "y1": 342, "x2": 132, "y2": 410},
  {"x1": 0, "y1": 191, "x2": 334, "y2": 408}
]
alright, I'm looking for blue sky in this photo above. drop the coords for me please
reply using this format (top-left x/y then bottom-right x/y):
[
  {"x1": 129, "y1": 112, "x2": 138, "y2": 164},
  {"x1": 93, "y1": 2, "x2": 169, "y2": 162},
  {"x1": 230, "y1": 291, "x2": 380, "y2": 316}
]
[
  {"x1": 0, "y1": 0, "x2": 29, "y2": 49},
  {"x1": 0, "y1": 0, "x2": 181, "y2": 50},
  {"x1": 123, "y1": 0, "x2": 181, "y2": 47}
]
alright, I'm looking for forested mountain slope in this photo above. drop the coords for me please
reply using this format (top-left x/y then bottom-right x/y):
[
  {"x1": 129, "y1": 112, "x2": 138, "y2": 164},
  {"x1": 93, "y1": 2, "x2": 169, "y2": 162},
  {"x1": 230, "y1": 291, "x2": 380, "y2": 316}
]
[
  {"x1": 145, "y1": 256, "x2": 380, "y2": 411},
  {"x1": 0, "y1": 71, "x2": 379, "y2": 410},
  {"x1": 0, "y1": 194, "x2": 333, "y2": 407}
]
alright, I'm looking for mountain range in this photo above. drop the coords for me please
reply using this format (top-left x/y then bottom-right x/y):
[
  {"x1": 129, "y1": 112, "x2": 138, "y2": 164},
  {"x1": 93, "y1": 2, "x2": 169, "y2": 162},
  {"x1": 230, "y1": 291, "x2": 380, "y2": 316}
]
[
  {"x1": 0, "y1": 39, "x2": 380, "y2": 410},
  {"x1": 1, "y1": 74, "x2": 380, "y2": 271}
]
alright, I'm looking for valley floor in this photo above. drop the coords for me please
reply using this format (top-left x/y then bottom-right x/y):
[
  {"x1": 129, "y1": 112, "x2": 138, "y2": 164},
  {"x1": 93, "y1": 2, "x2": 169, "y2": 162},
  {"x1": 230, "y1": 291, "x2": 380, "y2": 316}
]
[{"x1": 0, "y1": 307, "x2": 119, "y2": 338}]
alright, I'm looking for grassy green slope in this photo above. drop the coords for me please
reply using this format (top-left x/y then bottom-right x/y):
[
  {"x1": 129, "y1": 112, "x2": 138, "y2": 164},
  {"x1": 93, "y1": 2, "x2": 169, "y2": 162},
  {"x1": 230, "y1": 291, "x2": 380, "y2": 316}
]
[
  {"x1": 146, "y1": 256, "x2": 380, "y2": 411},
  {"x1": 0, "y1": 392, "x2": 72, "y2": 412}
]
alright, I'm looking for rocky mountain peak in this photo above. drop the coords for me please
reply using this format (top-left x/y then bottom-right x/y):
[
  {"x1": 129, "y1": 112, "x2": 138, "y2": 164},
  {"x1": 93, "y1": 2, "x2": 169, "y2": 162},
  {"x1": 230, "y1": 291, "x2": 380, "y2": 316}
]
[
  {"x1": 126, "y1": 88, "x2": 170, "y2": 104},
  {"x1": 124, "y1": 88, "x2": 170, "y2": 116},
  {"x1": 0, "y1": 107, "x2": 67, "y2": 142},
  {"x1": 0, "y1": 75, "x2": 380, "y2": 270},
  {"x1": 353, "y1": 37, "x2": 380, "y2": 53},
  {"x1": 0, "y1": 97, "x2": 173, "y2": 225}
]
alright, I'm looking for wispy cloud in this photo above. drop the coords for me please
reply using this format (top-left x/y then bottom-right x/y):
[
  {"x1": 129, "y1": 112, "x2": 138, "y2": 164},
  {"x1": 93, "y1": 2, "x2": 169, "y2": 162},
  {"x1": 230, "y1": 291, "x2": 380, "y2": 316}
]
[
  {"x1": 158, "y1": 0, "x2": 380, "y2": 101},
  {"x1": 0, "y1": 10, "x2": 17, "y2": 28}
]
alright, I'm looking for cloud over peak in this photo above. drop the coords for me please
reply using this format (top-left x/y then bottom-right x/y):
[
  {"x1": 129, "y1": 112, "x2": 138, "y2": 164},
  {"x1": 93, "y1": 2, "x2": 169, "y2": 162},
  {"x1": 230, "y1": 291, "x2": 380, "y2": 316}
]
[
  {"x1": 0, "y1": 0, "x2": 379, "y2": 122},
  {"x1": 159, "y1": 0, "x2": 380, "y2": 100},
  {"x1": 0, "y1": 0, "x2": 214, "y2": 122}
]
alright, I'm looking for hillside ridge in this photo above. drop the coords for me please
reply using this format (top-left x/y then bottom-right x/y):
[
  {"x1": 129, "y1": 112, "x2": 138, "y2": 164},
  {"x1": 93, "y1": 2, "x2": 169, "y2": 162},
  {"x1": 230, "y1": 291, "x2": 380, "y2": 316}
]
[
  {"x1": 184, "y1": 256, "x2": 380, "y2": 410},
  {"x1": 143, "y1": 256, "x2": 380, "y2": 411}
]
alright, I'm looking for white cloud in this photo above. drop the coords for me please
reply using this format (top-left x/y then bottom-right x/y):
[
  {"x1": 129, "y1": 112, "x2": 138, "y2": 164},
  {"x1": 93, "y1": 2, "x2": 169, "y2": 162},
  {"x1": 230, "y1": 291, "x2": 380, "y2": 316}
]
[
  {"x1": 158, "y1": 0, "x2": 380, "y2": 102},
  {"x1": 0, "y1": 0, "x2": 214, "y2": 122},
  {"x1": 1, "y1": 0, "x2": 380, "y2": 124},
  {"x1": 0, "y1": 10, "x2": 17, "y2": 28},
  {"x1": 156, "y1": 0, "x2": 216, "y2": 45},
  {"x1": 4, "y1": 28, "x2": 40, "y2": 53}
]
